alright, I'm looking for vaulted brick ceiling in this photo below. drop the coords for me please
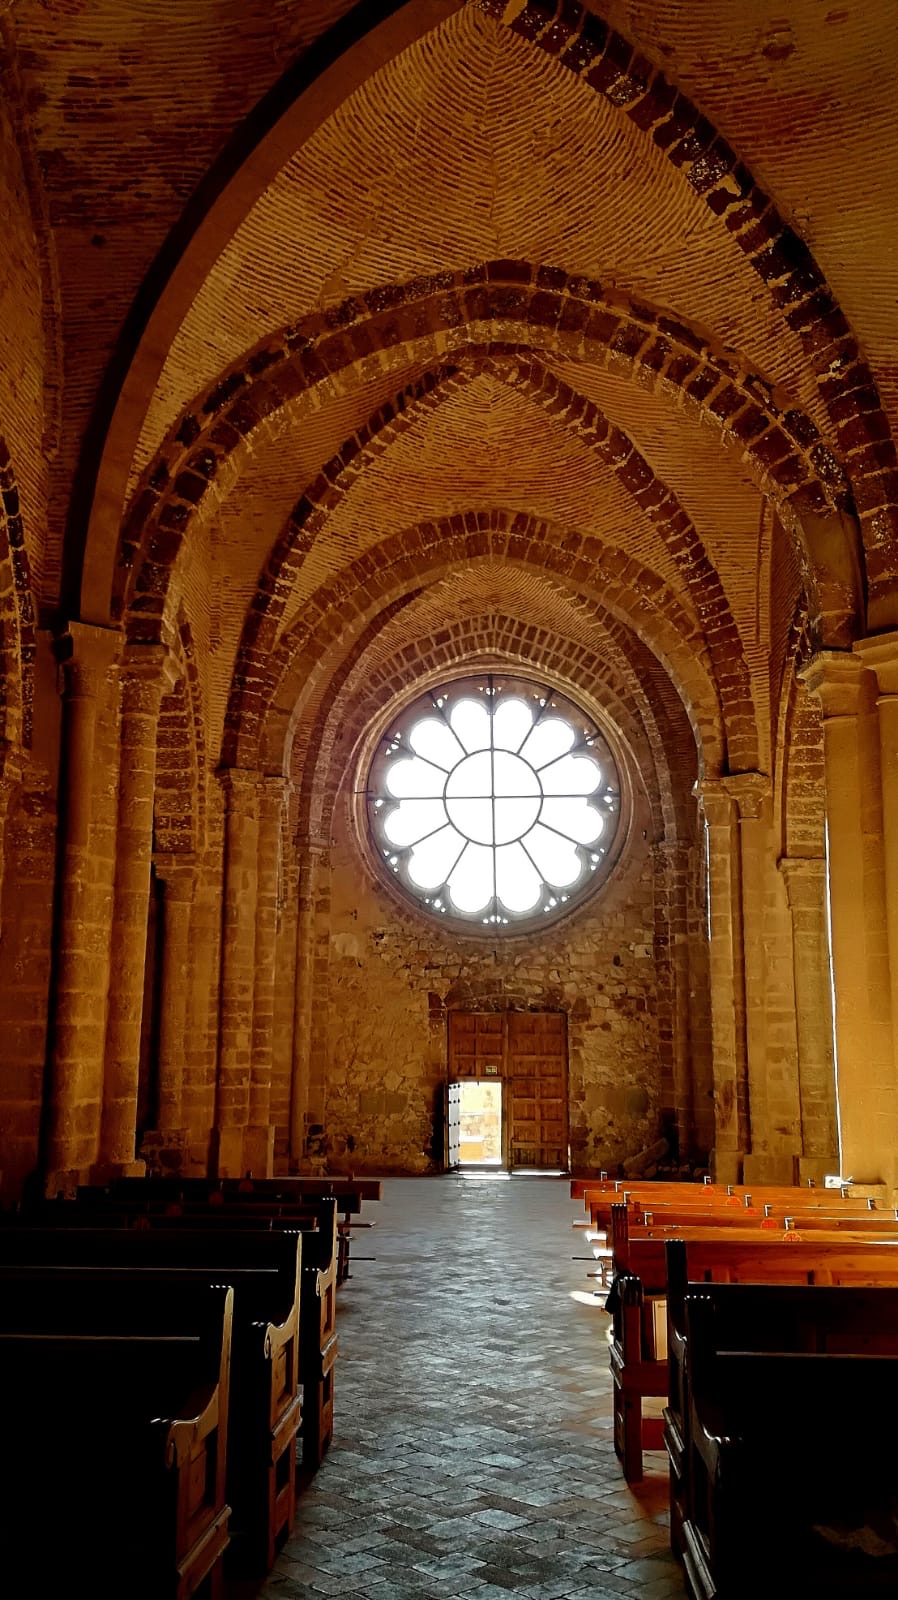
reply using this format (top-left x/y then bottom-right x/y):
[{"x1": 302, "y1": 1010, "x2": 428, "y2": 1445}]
[{"x1": 7, "y1": 0, "x2": 897, "y2": 802}]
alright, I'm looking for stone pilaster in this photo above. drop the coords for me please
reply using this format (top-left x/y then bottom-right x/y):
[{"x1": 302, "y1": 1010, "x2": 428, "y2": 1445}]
[
  {"x1": 290, "y1": 837, "x2": 329, "y2": 1168},
  {"x1": 854, "y1": 632, "x2": 898, "y2": 1095},
  {"x1": 778, "y1": 855, "x2": 838, "y2": 1184},
  {"x1": 144, "y1": 851, "x2": 198, "y2": 1166},
  {"x1": 693, "y1": 779, "x2": 749, "y2": 1182},
  {"x1": 801, "y1": 650, "x2": 896, "y2": 1185},
  {"x1": 213, "y1": 768, "x2": 261, "y2": 1177},
  {"x1": 653, "y1": 840, "x2": 693, "y2": 1157},
  {"x1": 722, "y1": 773, "x2": 798, "y2": 1184},
  {"x1": 0, "y1": 750, "x2": 22, "y2": 932},
  {"x1": 44, "y1": 621, "x2": 121, "y2": 1189},
  {"x1": 246, "y1": 776, "x2": 286, "y2": 1177},
  {"x1": 97, "y1": 645, "x2": 176, "y2": 1176}
]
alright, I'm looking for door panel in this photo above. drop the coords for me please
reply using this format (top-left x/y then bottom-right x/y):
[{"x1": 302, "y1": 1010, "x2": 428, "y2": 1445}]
[
  {"x1": 447, "y1": 1011, "x2": 505, "y2": 1078},
  {"x1": 446, "y1": 1081, "x2": 461, "y2": 1168},
  {"x1": 508, "y1": 1011, "x2": 568, "y2": 1170},
  {"x1": 446, "y1": 1010, "x2": 568, "y2": 1171}
]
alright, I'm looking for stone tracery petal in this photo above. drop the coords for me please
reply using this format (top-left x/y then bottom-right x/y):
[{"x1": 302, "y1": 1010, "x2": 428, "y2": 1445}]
[{"x1": 383, "y1": 798, "x2": 448, "y2": 848}]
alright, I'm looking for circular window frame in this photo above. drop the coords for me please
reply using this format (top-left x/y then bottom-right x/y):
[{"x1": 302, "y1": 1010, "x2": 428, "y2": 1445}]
[{"x1": 357, "y1": 671, "x2": 633, "y2": 938}]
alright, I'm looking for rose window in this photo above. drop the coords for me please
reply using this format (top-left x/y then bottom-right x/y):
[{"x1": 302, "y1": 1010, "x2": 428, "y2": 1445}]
[{"x1": 366, "y1": 676, "x2": 622, "y2": 931}]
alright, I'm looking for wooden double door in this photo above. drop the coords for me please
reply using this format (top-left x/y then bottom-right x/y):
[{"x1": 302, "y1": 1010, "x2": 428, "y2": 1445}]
[{"x1": 446, "y1": 1011, "x2": 569, "y2": 1171}]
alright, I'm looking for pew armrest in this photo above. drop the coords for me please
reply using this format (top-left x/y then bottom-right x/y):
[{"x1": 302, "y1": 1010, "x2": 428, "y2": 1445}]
[{"x1": 163, "y1": 1382, "x2": 221, "y2": 1466}]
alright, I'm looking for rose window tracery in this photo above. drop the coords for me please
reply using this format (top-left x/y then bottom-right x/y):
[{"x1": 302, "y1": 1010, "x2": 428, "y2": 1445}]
[{"x1": 365, "y1": 675, "x2": 622, "y2": 931}]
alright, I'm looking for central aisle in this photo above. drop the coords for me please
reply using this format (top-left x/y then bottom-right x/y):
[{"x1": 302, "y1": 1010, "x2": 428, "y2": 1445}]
[{"x1": 249, "y1": 1175, "x2": 682, "y2": 1599}]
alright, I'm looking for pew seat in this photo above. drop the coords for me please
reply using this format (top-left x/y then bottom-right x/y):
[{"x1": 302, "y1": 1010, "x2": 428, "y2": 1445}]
[{"x1": 16, "y1": 1195, "x2": 340, "y2": 1472}]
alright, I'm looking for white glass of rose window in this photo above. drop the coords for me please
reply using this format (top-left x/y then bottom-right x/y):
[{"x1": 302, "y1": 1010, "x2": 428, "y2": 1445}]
[{"x1": 371, "y1": 689, "x2": 615, "y2": 924}]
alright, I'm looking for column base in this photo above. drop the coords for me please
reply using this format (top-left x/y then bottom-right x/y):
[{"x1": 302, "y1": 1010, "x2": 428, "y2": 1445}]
[
  {"x1": 797, "y1": 1155, "x2": 840, "y2": 1188},
  {"x1": 90, "y1": 1158, "x2": 147, "y2": 1184},
  {"x1": 742, "y1": 1153, "x2": 798, "y2": 1186},
  {"x1": 709, "y1": 1149, "x2": 745, "y2": 1185},
  {"x1": 43, "y1": 1167, "x2": 87, "y2": 1200},
  {"x1": 846, "y1": 1182, "x2": 890, "y2": 1206},
  {"x1": 212, "y1": 1126, "x2": 246, "y2": 1179},
  {"x1": 212, "y1": 1124, "x2": 275, "y2": 1179},
  {"x1": 242, "y1": 1124, "x2": 275, "y2": 1179},
  {"x1": 139, "y1": 1128, "x2": 191, "y2": 1176}
]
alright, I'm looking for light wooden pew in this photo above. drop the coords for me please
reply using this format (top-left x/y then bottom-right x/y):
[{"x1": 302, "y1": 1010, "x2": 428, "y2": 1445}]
[
  {"x1": 678, "y1": 1285, "x2": 898, "y2": 1598},
  {"x1": 572, "y1": 1176, "x2": 852, "y2": 1201},
  {"x1": 585, "y1": 1188, "x2": 881, "y2": 1228},
  {"x1": 607, "y1": 1213, "x2": 898, "y2": 1481},
  {"x1": 0, "y1": 1277, "x2": 232, "y2": 1599},
  {"x1": 610, "y1": 1206, "x2": 898, "y2": 1273},
  {"x1": 577, "y1": 1185, "x2": 886, "y2": 1295},
  {"x1": 626, "y1": 1204, "x2": 898, "y2": 1231}
]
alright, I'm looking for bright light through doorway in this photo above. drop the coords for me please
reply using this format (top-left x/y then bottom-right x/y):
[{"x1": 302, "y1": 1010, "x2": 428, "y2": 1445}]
[{"x1": 458, "y1": 1079, "x2": 503, "y2": 1166}]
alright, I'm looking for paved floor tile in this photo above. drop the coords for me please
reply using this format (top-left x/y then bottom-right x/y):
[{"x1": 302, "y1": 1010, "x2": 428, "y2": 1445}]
[{"x1": 229, "y1": 1174, "x2": 684, "y2": 1599}]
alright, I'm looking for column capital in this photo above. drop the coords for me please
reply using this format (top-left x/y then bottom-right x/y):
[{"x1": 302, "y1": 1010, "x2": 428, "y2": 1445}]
[
  {"x1": 259, "y1": 773, "x2": 288, "y2": 815},
  {"x1": 800, "y1": 648, "x2": 869, "y2": 717},
  {"x1": 853, "y1": 631, "x2": 898, "y2": 697},
  {"x1": 720, "y1": 771, "x2": 771, "y2": 821},
  {"x1": 54, "y1": 620, "x2": 122, "y2": 700},
  {"x1": 217, "y1": 766, "x2": 261, "y2": 806},
  {"x1": 692, "y1": 777, "x2": 737, "y2": 827},
  {"x1": 120, "y1": 641, "x2": 179, "y2": 692},
  {"x1": 778, "y1": 854, "x2": 826, "y2": 910},
  {"x1": 153, "y1": 851, "x2": 199, "y2": 899}
]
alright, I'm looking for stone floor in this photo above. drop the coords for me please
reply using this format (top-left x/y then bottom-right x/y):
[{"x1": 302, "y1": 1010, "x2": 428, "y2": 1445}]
[{"x1": 235, "y1": 1173, "x2": 683, "y2": 1600}]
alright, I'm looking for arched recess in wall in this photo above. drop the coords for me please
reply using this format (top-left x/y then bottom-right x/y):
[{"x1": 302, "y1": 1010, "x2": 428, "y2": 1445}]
[
  {"x1": 292, "y1": 618, "x2": 689, "y2": 849},
  {"x1": 68, "y1": 0, "x2": 889, "y2": 641},
  {"x1": 278, "y1": 618, "x2": 703, "y2": 1171}
]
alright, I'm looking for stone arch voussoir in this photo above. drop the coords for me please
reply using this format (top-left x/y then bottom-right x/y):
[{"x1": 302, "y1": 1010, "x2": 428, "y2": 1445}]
[
  {"x1": 120, "y1": 269, "x2": 862, "y2": 646},
  {"x1": 472, "y1": 0, "x2": 898, "y2": 619},
  {"x1": 292, "y1": 617, "x2": 695, "y2": 851},
  {"x1": 223, "y1": 346, "x2": 761, "y2": 770},
  {"x1": 241, "y1": 510, "x2": 724, "y2": 780}
]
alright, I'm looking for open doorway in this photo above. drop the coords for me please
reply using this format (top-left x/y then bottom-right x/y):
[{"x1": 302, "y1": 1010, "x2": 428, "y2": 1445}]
[
  {"x1": 447, "y1": 1011, "x2": 569, "y2": 1172},
  {"x1": 458, "y1": 1079, "x2": 503, "y2": 1166}
]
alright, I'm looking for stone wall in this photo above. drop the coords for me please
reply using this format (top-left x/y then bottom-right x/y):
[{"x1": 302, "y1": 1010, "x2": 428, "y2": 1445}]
[{"x1": 312, "y1": 775, "x2": 666, "y2": 1175}]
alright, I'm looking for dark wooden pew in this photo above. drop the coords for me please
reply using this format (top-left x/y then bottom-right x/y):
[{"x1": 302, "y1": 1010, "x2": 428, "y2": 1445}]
[
  {"x1": 0, "y1": 1227, "x2": 302, "y2": 1569},
  {"x1": 664, "y1": 1245, "x2": 898, "y2": 1562},
  {"x1": 0, "y1": 1277, "x2": 232, "y2": 1599},
  {"x1": 19, "y1": 1195, "x2": 340, "y2": 1471},
  {"x1": 100, "y1": 1175, "x2": 382, "y2": 1283},
  {"x1": 679, "y1": 1288, "x2": 898, "y2": 1598}
]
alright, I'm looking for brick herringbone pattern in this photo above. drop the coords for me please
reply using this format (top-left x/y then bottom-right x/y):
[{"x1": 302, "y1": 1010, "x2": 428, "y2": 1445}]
[{"x1": 240, "y1": 1175, "x2": 682, "y2": 1599}]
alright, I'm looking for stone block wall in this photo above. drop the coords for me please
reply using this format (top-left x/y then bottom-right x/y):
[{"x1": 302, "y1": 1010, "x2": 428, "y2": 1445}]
[{"x1": 307, "y1": 776, "x2": 667, "y2": 1175}]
